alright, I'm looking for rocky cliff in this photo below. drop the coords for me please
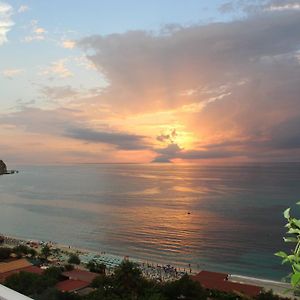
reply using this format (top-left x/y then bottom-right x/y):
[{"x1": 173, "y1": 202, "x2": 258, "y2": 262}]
[{"x1": 0, "y1": 160, "x2": 7, "y2": 175}]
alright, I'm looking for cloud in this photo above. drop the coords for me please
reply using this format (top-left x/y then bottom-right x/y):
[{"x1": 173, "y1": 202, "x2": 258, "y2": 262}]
[
  {"x1": 0, "y1": 2, "x2": 14, "y2": 45},
  {"x1": 152, "y1": 143, "x2": 182, "y2": 162},
  {"x1": 219, "y1": 0, "x2": 300, "y2": 14},
  {"x1": 0, "y1": 107, "x2": 79, "y2": 136},
  {"x1": 269, "y1": 118, "x2": 300, "y2": 149},
  {"x1": 218, "y1": 1, "x2": 236, "y2": 13},
  {"x1": 40, "y1": 85, "x2": 80, "y2": 100},
  {"x1": 157, "y1": 129, "x2": 177, "y2": 144},
  {"x1": 266, "y1": 1, "x2": 300, "y2": 11},
  {"x1": 0, "y1": 106, "x2": 150, "y2": 151},
  {"x1": 34, "y1": 27, "x2": 46, "y2": 34},
  {"x1": 65, "y1": 126, "x2": 149, "y2": 150},
  {"x1": 1, "y1": 68, "x2": 24, "y2": 79},
  {"x1": 18, "y1": 5, "x2": 29, "y2": 13},
  {"x1": 3, "y1": 4, "x2": 300, "y2": 163},
  {"x1": 15, "y1": 99, "x2": 36, "y2": 109},
  {"x1": 23, "y1": 20, "x2": 46, "y2": 42},
  {"x1": 79, "y1": 8, "x2": 300, "y2": 115},
  {"x1": 62, "y1": 39, "x2": 76, "y2": 49},
  {"x1": 76, "y1": 8, "x2": 300, "y2": 162},
  {"x1": 152, "y1": 143, "x2": 241, "y2": 162},
  {"x1": 41, "y1": 59, "x2": 73, "y2": 78}
]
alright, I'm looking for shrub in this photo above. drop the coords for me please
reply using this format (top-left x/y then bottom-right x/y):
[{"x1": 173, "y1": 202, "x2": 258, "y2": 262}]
[
  {"x1": 0, "y1": 247, "x2": 12, "y2": 260},
  {"x1": 87, "y1": 260, "x2": 106, "y2": 274},
  {"x1": 40, "y1": 245, "x2": 51, "y2": 260},
  {"x1": 275, "y1": 204, "x2": 300, "y2": 291},
  {"x1": 68, "y1": 253, "x2": 80, "y2": 265},
  {"x1": 13, "y1": 244, "x2": 35, "y2": 258},
  {"x1": 64, "y1": 264, "x2": 75, "y2": 271}
]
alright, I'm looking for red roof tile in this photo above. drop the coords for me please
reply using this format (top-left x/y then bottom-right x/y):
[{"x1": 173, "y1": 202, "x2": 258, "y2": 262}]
[
  {"x1": 22, "y1": 266, "x2": 44, "y2": 275},
  {"x1": 56, "y1": 279, "x2": 90, "y2": 292},
  {"x1": 193, "y1": 270, "x2": 228, "y2": 281},
  {"x1": 62, "y1": 269, "x2": 98, "y2": 283},
  {"x1": 192, "y1": 271, "x2": 262, "y2": 298},
  {"x1": 0, "y1": 266, "x2": 43, "y2": 283},
  {"x1": 0, "y1": 259, "x2": 32, "y2": 273},
  {"x1": 224, "y1": 281, "x2": 262, "y2": 297}
]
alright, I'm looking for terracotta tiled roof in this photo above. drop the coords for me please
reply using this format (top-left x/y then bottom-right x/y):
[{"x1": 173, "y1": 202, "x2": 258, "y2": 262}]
[
  {"x1": 56, "y1": 279, "x2": 90, "y2": 292},
  {"x1": 193, "y1": 270, "x2": 228, "y2": 282},
  {"x1": 192, "y1": 270, "x2": 262, "y2": 298},
  {"x1": 220, "y1": 280, "x2": 262, "y2": 297},
  {"x1": 21, "y1": 266, "x2": 44, "y2": 275},
  {"x1": 0, "y1": 259, "x2": 32, "y2": 273},
  {"x1": 0, "y1": 266, "x2": 43, "y2": 283},
  {"x1": 62, "y1": 269, "x2": 98, "y2": 283}
]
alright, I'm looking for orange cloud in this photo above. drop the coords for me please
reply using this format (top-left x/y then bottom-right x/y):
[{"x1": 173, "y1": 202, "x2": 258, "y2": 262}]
[{"x1": 2, "y1": 5, "x2": 300, "y2": 163}]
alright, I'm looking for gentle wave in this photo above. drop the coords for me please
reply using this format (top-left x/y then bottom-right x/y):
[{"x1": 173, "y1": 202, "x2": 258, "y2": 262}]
[{"x1": 0, "y1": 163, "x2": 299, "y2": 280}]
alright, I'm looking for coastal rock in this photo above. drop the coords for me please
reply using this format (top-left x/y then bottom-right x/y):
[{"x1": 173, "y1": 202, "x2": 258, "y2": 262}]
[{"x1": 0, "y1": 160, "x2": 7, "y2": 175}]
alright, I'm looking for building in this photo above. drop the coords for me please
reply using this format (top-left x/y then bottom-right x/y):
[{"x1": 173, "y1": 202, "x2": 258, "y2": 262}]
[
  {"x1": 0, "y1": 259, "x2": 43, "y2": 283},
  {"x1": 56, "y1": 279, "x2": 90, "y2": 293},
  {"x1": 55, "y1": 269, "x2": 98, "y2": 294},
  {"x1": 62, "y1": 269, "x2": 98, "y2": 283},
  {"x1": 0, "y1": 259, "x2": 32, "y2": 274},
  {"x1": 192, "y1": 270, "x2": 262, "y2": 298}
]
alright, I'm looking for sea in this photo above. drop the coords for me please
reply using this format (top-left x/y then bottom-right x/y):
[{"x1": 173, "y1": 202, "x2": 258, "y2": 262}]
[{"x1": 0, "y1": 163, "x2": 300, "y2": 280}]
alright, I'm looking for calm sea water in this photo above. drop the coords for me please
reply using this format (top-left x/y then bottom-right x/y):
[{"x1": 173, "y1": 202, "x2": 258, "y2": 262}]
[{"x1": 0, "y1": 163, "x2": 300, "y2": 280}]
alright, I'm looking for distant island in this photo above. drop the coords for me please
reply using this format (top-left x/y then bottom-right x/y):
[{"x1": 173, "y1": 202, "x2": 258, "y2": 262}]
[{"x1": 0, "y1": 160, "x2": 18, "y2": 175}]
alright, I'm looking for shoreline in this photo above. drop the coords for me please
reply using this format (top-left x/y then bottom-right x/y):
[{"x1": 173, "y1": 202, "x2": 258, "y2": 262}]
[
  {"x1": 1, "y1": 233, "x2": 187, "y2": 281},
  {"x1": 1, "y1": 233, "x2": 297, "y2": 298}
]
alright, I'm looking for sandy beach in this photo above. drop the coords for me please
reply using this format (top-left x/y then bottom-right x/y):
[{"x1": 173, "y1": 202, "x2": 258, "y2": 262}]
[
  {"x1": 229, "y1": 274, "x2": 298, "y2": 299},
  {"x1": 1, "y1": 233, "x2": 298, "y2": 298},
  {"x1": 1, "y1": 234, "x2": 186, "y2": 281}
]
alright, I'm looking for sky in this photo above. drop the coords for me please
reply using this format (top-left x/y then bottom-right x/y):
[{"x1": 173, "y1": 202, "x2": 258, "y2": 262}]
[{"x1": 1, "y1": 0, "x2": 300, "y2": 164}]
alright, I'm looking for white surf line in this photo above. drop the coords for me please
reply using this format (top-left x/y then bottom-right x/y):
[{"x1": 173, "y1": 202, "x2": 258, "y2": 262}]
[{"x1": 229, "y1": 274, "x2": 289, "y2": 286}]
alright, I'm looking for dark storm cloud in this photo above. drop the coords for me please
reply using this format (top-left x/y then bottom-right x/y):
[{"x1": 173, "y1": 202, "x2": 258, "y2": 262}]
[
  {"x1": 0, "y1": 107, "x2": 149, "y2": 151},
  {"x1": 65, "y1": 126, "x2": 149, "y2": 150},
  {"x1": 153, "y1": 143, "x2": 240, "y2": 162},
  {"x1": 269, "y1": 118, "x2": 300, "y2": 149}
]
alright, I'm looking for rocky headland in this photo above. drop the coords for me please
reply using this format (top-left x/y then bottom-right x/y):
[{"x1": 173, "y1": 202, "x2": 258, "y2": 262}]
[
  {"x1": 0, "y1": 160, "x2": 18, "y2": 175},
  {"x1": 0, "y1": 160, "x2": 7, "y2": 175}
]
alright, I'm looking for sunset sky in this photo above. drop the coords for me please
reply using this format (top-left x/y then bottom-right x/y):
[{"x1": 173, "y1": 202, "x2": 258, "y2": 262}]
[{"x1": 1, "y1": 0, "x2": 300, "y2": 164}]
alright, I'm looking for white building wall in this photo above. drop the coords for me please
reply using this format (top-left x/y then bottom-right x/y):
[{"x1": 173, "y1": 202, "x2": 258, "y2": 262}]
[{"x1": 0, "y1": 284, "x2": 33, "y2": 300}]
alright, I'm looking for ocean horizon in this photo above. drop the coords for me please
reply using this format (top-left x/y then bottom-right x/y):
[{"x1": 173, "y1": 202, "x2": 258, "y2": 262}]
[{"x1": 1, "y1": 162, "x2": 299, "y2": 280}]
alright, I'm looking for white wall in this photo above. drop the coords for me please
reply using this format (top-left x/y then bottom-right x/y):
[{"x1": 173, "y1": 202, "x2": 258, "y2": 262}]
[{"x1": 0, "y1": 285, "x2": 33, "y2": 300}]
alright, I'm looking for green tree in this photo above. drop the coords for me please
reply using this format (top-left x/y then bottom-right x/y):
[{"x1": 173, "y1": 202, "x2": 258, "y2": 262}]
[
  {"x1": 275, "y1": 204, "x2": 300, "y2": 291},
  {"x1": 87, "y1": 260, "x2": 106, "y2": 274},
  {"x1": 162, "y1": 274, "x2": 207, "y2": 300},
  {"x1": 64, "y1": 263, "x2": 75, "y2": 271},
  {"x1": 34, "y1": 288, "x2": 81, "y2": 300},
  {"x1": 5, "y1": 271, "x2": 42, "y2": 295},
  {"x1": 43, "y1": 266, "x2": 63, "y2": 281},
  {"x1": 4, "y1": 268, "x2": 62, "y2": 297},
  {"x1": 41, "y1": 245, "x2": 51, "y2": 260},
  {"x1": 91, "y1": 273, "x2": 114, "y2": 289},
  {"x1": 256, "y1": 290, "x2": 282, "y2": 300},
  {"x1": 29, "y1": 248, "x2": 37, "y2": 258},
  {"x1": 13, "y1": 244, "x2": 37, "y2": 258},
  {"x1": 140, "y1": 294, "x2": 167, "y2": 300},
  {"x1": 113, "y1": 260, "x2": 144, "y2": 298},
  {"x1": 0, "y1": 247, "x2": 12, "y2": 260},
  {"x1": 68, "y1": 253, "x2": 81, "y2": 265}
]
